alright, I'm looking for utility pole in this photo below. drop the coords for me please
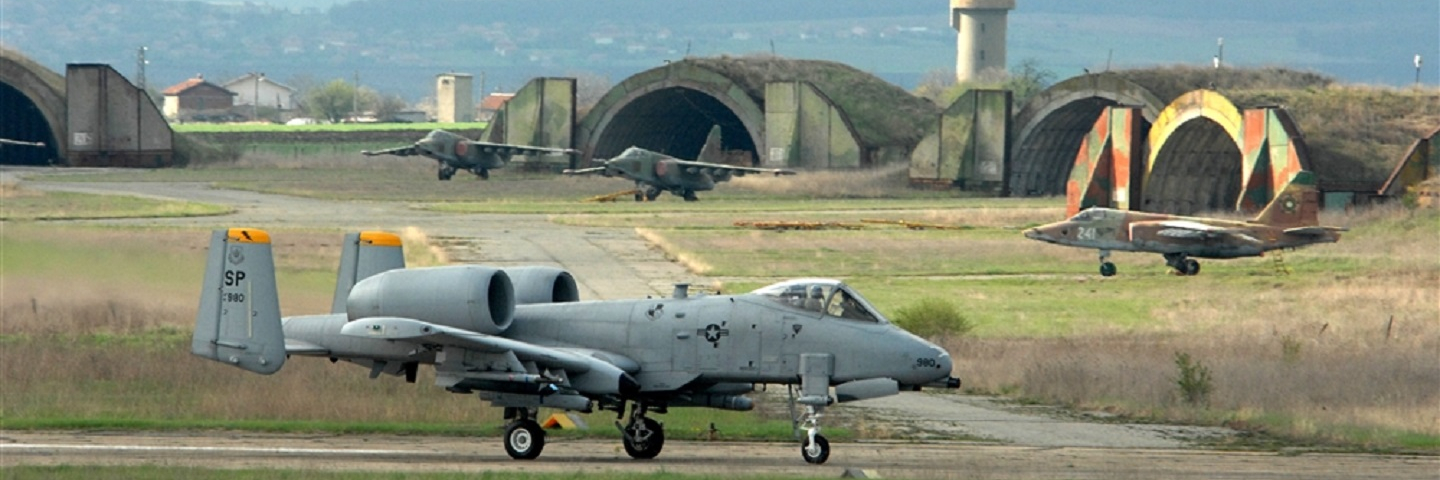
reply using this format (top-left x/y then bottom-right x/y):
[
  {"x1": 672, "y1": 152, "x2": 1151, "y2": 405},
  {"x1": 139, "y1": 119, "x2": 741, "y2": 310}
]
[
  {"x1": 135, "y1": 46, "x2": 148, "y2": 91},
  {"x1": 252, "y1": 72, "x2": 264, "y2": 121},
  {"x1": 352, "y1": 70, "x2": 360, "y2": 121}
]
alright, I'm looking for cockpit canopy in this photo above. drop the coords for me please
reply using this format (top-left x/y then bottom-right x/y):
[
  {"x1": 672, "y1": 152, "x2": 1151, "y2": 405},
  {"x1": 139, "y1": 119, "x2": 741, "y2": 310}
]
[
  {"x1": 1070, "y1": 207, "x2": 1120, "y2": 223},
  {"x1": 750, "y1": 279, "x2": 886, "y2": 323}
]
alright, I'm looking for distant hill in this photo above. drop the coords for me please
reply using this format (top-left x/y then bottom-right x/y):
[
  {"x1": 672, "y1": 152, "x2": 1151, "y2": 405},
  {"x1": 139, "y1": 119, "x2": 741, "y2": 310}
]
[{"x1": 5, "y1": 0, "x2": 1434, "y2": 103}]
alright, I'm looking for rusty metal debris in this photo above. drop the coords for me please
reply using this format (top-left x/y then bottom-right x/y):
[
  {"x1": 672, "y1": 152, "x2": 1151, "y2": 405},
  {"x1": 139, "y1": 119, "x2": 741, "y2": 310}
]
[
  {"x1": 859, "y1": 219, "x2": 970, "y2": 230},
  {"x1": 584, "y1": 189, "x2": 641, "y2": 203},
  {"x1": 732, "y1": 221, "x2": 866, "y2": 231}
]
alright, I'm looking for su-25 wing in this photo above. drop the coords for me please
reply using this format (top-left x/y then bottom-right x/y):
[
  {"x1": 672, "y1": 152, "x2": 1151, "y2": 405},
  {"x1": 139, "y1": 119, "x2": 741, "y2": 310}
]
[
  {"x1": 668, "y1": 158, "x2": 796, "y2": 178},
  {"x1": 360, "y1": 145, "x2": 420, "y2": 157},
  {"x1": 193, "y1": 228, "x2": 959, "y2": 464},
  {"x1": 458, "y1": 141, "x2": 578, "y2": 158}
]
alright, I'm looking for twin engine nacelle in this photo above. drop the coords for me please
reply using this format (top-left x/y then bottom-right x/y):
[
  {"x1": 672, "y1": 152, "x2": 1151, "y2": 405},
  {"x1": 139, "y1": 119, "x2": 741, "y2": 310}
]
[{"x1": 345, "y1": 265, "x2": 577, "y2": 335}]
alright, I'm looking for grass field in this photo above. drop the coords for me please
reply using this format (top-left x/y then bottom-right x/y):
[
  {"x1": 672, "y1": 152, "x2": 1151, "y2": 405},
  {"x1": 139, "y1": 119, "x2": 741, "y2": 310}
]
[
  {"x1": 7, "y1": 163, "x2": 1439, "y2": 452},
  {"x1": 0, "y1": 182, "x2": 232, "y2": 220}
]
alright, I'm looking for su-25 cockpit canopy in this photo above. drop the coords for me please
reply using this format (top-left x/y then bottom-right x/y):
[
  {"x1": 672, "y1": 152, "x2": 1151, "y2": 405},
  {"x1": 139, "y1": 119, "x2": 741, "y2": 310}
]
[{"x1": 750, "y1": 279, "x2": 885, "y2": 323}]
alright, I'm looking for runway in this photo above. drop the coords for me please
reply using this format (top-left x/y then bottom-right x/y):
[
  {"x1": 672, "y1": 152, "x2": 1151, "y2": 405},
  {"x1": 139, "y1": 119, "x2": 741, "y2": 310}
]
[{"x1": 2, "y1": 431, "x2": 1435, "y2": 480}]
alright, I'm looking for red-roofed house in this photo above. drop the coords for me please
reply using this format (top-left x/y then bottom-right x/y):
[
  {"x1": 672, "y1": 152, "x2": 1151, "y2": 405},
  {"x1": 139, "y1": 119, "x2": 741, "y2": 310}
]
[
  {"x1": 162, "y1": 75, "x2": 236, "y2": 121},
  {"x1": 475, "y1": 92, "x2": 514, "y2": 121}
]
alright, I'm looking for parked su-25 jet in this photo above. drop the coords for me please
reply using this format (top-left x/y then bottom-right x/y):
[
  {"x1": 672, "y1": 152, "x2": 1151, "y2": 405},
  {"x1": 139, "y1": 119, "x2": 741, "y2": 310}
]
[
  {"x1": 193, "y1": 228, "x2": 959, "y2": 464},
  {"x1": 362, "y1": 129, "x2": 577, "y2": 180},
  {"x1": 564, "y1": 126, "x2": 796, "y2": 201},
  {"x1": 1024, "y1": 171, "x2": 1346, "y2": 276}
]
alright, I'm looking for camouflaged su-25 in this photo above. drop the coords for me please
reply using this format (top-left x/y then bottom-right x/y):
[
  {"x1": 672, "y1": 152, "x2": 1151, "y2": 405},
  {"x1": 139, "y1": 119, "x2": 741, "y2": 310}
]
[
  {"x1": 1025, "y1": 171, "x2": 1346, "y2": 276},
  {"x1": 193, "y1": 229, "x2": 958, "y2": 464},
  {"x1": 564, "y1": 126, "x2": 795, "y2": 201},
  {"x1": 363, "y1": 129, "x2": 577, "y2": 181}
]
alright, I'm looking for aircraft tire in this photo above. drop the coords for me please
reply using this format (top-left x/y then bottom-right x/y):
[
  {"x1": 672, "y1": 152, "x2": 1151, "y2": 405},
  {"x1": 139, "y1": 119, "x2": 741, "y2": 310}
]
[
  {"x1": 1184, "y1": 259, "x2": 1201, "y2": 276},
  {"x1": 1099, "y1": 262, "x2": 1117, "y2": 277},
  {"x1": 801, "y1": 434, "x2": 830, "y2": 464},
  {"x1": 622, "y1": 417, "x2": 665, "y2": 460},
  {"x1": 681, "y1": 190, "x2": 698, "y2": 202},
  {"x1": 504, "y1": 420, "x2": 545, "y2": 460}
]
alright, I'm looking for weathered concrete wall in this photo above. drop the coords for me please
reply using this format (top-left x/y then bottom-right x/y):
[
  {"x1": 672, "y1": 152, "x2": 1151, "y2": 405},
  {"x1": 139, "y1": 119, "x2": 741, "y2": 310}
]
[
  {"x1": 65, "y1": 64, "x2": 173, "y2": 167},
  {"x1": 482, "y1": 77, "x2": 576, "y2": 159},
  {"x1": 1378, "y1": 126, "x2": 1439, "y2": 198},
  {"x1": 908, "y1": 89, "x2": 1010, "y2": 191},
  {"x1": 764, "y1": 81, "x2": 861, "y2": 169}
]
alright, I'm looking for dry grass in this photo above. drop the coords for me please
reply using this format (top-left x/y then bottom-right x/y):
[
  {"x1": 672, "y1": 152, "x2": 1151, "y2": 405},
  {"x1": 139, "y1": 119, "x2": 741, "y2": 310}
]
[{"x1": 728, "y1": 162, "x2": 910, "y2": 198}]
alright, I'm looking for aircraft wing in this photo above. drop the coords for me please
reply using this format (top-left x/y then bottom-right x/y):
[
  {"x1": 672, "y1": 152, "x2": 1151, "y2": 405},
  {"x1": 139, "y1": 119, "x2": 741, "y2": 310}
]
[
  {"x1": 466, "y1": 141, "x2": 579, "y2": 157},
  {"x1": 1153, "y1": 220, "x2": 1261, "y2": 244},
  {"x1": 562, "y1": 166, "x2": 606, "y2": 175},
  {"x1": 339, "y1": 317, "x2": 637, "y2": 375},
  {"x1": 1284, "y1": 225, "x2": 1348, "y2": 236},
  {"x1": 670, "y1": 159, "x2": 797, "y2": 177},
  {"x1": 361, "y1": 145, "x2": 419, "y2": 157}
]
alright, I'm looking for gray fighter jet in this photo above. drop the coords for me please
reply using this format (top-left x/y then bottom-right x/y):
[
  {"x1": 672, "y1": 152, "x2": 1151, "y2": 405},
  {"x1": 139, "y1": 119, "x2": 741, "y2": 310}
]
[
  {"x1": 564, "y1": 127, "x2": 795, "y2": 201},
  {"x1": 193, "y1": 229, "x2": 959, "y2": 464},
  {"x1": 363, "y1": 129, "x2": 577, "y2": 180}
]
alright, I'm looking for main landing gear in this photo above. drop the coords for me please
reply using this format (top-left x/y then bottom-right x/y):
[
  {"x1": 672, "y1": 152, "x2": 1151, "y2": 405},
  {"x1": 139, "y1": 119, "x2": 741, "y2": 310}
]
[
  {"x1": 1164, "y1": 252, "x2": 1201, "y2": 276},
  {"x1": 438, "y1": 166, "x2": 457, "y2": 181},
  {"x1": 471, "y1": 167, "x2": 490, "y2": 180},
  {"x1": 1098, "y1": 249, "x2": 1117, "y2": 277},
  {"x1": 502, "y1": 407, "x2": 545, "y2": 460},
  {"x1": 617, "y1": 403, "x2": 665, "y2": 459}
]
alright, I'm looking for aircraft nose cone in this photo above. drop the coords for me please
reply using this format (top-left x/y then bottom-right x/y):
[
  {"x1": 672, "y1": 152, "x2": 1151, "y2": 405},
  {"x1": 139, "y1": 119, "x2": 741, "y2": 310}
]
[{"x1": 1024, "y1": 228, "x2": 1041, "y2": 240}]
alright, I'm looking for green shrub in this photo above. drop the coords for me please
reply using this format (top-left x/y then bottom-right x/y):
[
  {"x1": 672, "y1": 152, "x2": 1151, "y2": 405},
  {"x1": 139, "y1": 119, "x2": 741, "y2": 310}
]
[
  {"x1": 891, "y1": 297, "x2": 974, "y2": 339},
  {"x1": 1173, "y1": 351, "x2": 1213, "y2": 406}
]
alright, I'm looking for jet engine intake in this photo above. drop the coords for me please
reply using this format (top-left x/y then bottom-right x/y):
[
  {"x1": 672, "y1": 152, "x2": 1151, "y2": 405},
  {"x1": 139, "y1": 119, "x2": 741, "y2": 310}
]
[
  {"x1": 504, "y1": 266, "x2": 580, "y2": 304},
  {"x1": 346, "y1": 266, "x2": 515, "y2": 335}
]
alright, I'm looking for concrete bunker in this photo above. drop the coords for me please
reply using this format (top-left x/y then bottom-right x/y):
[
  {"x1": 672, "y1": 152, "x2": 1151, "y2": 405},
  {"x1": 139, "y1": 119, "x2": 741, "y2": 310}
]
[
  {"x1": 577, "y1": 56, "x2": 935, "y2": 168},
  {"x1": 0, "y1": 49, "x2": 66, "y2": 165},
  {"x1": 1009, "y1": 73, "x2": 1164, "y2": 197}
]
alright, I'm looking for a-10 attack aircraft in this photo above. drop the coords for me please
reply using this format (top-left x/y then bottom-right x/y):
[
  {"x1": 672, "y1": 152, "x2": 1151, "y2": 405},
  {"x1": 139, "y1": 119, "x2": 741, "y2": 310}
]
[
  {"x1": 362, "y1": 129, "x2": 578, "y2": 181},
  {"x1": 1024, "y1": 171, "x2": 1346, "y2": 276},
  {"x1": 563, "y1": 127, "x2": 795, "y2": 201},
  {"x1": 193, "y1": 229, "x2": 959, "y2": 464}
]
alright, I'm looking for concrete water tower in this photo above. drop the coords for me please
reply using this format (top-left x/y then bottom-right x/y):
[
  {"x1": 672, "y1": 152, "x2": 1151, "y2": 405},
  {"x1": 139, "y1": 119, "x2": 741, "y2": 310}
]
[
  {"x1": 950, "y1": 0, "x2": 1014, "y2": 82},
  {"x1": 436, "y1": 73, "x2": 474, "y2": 123}
]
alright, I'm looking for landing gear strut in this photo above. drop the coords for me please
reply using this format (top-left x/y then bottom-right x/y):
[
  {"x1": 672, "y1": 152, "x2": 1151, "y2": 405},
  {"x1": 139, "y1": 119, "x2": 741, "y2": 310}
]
[
  {"x1": 502, "y1": 407, "x2": 544, "y2": 460},
  {"x1": 472, "y1": 167, "x2": 490, "y2": 180},
  {"x1": 438, "y1": 166, "x2": 457, "y2": 181},
  {"x1": 1164, "y1": 253, "x2": 1201, "y2": 276},
  {"x1": 798, "y1": 405, "x2": 830, "y2": 464},
  {"x1": 616, "y1": 403, "x2": 665, "y2": 459}
]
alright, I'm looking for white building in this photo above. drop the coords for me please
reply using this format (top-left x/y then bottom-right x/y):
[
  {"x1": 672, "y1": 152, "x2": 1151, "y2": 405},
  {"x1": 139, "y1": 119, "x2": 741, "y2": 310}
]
[{"x1": 221, "y1": 73, "x2": 297, "y2": 110}]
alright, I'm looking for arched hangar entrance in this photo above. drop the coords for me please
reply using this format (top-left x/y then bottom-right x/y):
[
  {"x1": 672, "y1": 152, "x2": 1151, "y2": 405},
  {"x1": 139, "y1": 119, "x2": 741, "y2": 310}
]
[
  {"x1": 589, "y1": 84, "x2": 757, "y2": 162},
  {"x1": 1009, "y1": 73, "x2": 1164, "y2": 196},
  {"x1": 0, "y1": 49, "x2": 66, "y2": 164},
  {"x1": 578, "y1": 56, "x2": 935, "y2": 168},
  {"x1": 1141, "y1": 90, "x2": 1245, "y2": 215},
  {"x1": 579, "y1": 61, "x2": 768, "y2": 165}
]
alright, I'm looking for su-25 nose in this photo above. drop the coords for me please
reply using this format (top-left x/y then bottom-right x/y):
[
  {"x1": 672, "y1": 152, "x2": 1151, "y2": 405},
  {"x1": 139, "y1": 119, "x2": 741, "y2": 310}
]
[{"x1": 1023, "y1": 228, "x2": 1041, "y2": 240}]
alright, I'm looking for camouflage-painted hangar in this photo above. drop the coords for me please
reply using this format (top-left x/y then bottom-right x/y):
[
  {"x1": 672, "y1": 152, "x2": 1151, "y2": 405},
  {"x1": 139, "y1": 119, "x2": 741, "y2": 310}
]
[{"x1": 5, "y1": 47, "x2": 1433, "y2": 214}]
